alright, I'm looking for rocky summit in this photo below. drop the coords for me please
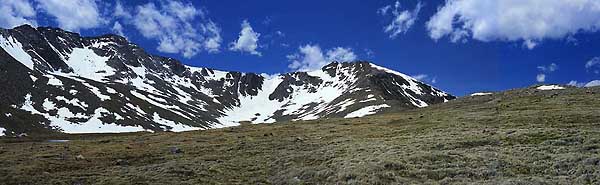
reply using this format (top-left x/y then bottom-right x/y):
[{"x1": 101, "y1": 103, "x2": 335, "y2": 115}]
[{"x1": 0, "y1": 25, "x2": 453, "y2": 136}]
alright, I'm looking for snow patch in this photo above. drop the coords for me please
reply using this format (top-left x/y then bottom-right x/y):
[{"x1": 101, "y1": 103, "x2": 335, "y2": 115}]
[
  {"x1": 106, "y1": 87, "x2": 117, "y2": 94},
  {"x1": 216, "y1": 75, "x2": 285, "y2": 127},
  {"x1": 537, "y1": 85, "x2": 565, "y2": 90},
  {"x1": 80, "y1": 81, "x2": 111, "y2": 101},
  {"x1": 56, "y1": 96, "x2": 88, "y2": 109},
  {"x1": 19, "y1": 94, "x2": 146, "y2": 133},
  {"x1": 153, "y1": 112, "x2": 201, "y2": 132},
  {"x1": 344, "y1": 104, "x2": 391, "y2": 118},
  {"x1": 0, "y1": 127, "x2": 5, "y2": 136},
  {"x1": 470, "y1": 92, "x2": 493, "y2": 96},
  {"x1": 63, "y1": 47, "x2": 115, "y2": 81},
  {"x1": 46, "y1": 75, "x2": 63, "y2": 86},
  {"x1": 58, "y1": 107, "x2": 147, "y2": 133},
  {"x1": 0, "y1": 35, "x2": 34, "y2": 70}
]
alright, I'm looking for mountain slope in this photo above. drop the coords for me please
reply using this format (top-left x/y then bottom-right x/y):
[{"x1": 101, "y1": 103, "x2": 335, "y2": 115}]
[{"x1": 0, "y1": 25, "x2": 454, "y2": 136}]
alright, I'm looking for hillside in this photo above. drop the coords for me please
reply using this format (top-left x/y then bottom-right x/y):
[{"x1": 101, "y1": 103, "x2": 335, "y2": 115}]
[{"x1": 1, "y1": 85, "x2": 599, "y2": 184}]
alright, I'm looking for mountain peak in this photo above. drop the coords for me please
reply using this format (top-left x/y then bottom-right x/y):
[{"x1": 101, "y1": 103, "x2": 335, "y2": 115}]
[{"x1": 0, "y1": 26, "x2": 454, "y2": 136}]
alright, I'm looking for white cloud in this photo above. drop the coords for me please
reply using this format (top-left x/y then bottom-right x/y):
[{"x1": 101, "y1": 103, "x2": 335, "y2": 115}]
[
  {"x1": 536, "y1": 74, "x2": 546, "y2": 83},
  {"x1": 36, "y1": 0, "x2": 106, "y2": 31},
  {"x1": 114, "y1": 1, "x2": 132, "y2": 19},
  {"x1": 276, "y1": 31, "x2": 285, "y2": 37},
  {"x1": 287, "y1": 45, "x2": 357, "y2": 72},
  {"x1": 326, "y1": 47, "x2": 357, "y2": 63},
  {"x1": 536, "y1": 63, "x2": 558, "y2": 83},
  {"x1": 412, "y1": 74, "x2": 428, "y2": 81},
  {"x1": 537, "y1": 63, "x2": 558, "y2": 73},
  {"x1": 586, "y1": 57, "x2": 600, "y2": 74},
  {"x1": 131, "y1": 1, "x2": 221, "y2": 58},
  {"x1": 426, "y1": 0, "x2": 600, "y2": 49},
  {"x1": 411, "y1": 74, "x2": 437, "y2": 84},
  {"x1": 112, "y1": 21, "x2": 125, "y2": 37},
  {"x1": 364, "y1": 48, "x2": 375, "y2": 58},
  {"x1": 201, "y1": 21, "x2": 222, "y2": 53},
  {"x1": 585, "y1": 80, "x2": 600, "y2": 87},
  {"x1": 0, "y1": 0, "x2": 37, "y2": 28},
  {"x1": 379, "y1": 1, "x2": 423, "y2": 38},
  {"x1": 230, "y1": 20, "x2": 261, "y2": 56}
]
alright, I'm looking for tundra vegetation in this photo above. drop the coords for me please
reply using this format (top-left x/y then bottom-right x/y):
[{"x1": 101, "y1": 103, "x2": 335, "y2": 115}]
[{"x1": 1, "y1": 86, "x2": 599, "y2": 184}]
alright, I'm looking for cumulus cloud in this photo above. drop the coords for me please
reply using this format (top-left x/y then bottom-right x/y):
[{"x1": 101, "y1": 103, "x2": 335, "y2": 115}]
[
  {"x1": 326, "y1": 47, "x2": 357, "y2": 63},
  {"x1": 287, "y1": 45, "x2": 357, "y2": 72},
  {"x1": 114, "y1": 1, "x2": 132, "y2": 19},
  {"x1": 0, "y1": 0, "x2": 37, "y2": 28},
  {"x1": 230, "y1": 20, "x2": 261, "y2": 56},
  {"x1": 131, "y1": 1, "x2": 221, "y2": 58},
  {"x1": 537, "y1": 63, "x2": 558, "y2": 73},
  {"x1": 536, "y1": 74, "x2": 546, "y2": 83},
  {"x1": 412, "y1": 74, "x2": 437, "y2": 84},
  {"x1": 36, "y1": 0, "x2": 106, "y2": 31},
  {"x1": 426, "y1": 0, "x2": 600, "y2": 49},
  {"x1": 201, "y1": 21, "x2": 222, "y2": 53},
  {"x1": 586, "y1": 57, "x2": 600, "y2": 74},
  {"x1": 412, "y1": 74, "x2": 428, "y2": 80},
  {"x1": 378, "y1": 1, "x2": 423, "y2": 38},
  {"x1": 536, "y1": 63, "x2": 558, "y2": 83},
  {"x1": 112, "y1": 21, "x2": 125, "y2": 37},
  {"x1": 364, "y1": 48, "x2": 375, "y2": 58}
]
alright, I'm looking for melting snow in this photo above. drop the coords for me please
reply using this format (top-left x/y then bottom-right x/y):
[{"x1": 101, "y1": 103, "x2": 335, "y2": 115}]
[
  {"x1": 80, "y1": 81, "x2": 111, "y2": 101},
  {"x1": 359, "y1": 98, "x2": 377, "y2": 103},
  {"x1": 333, "y1": 99, "x2": 356, "y2": 113},
  {"x1": 126, "y1": 103, "x2": 147, "y2": 116},
  {"x1": 153, "y1": 112, "x2": 201, "y2": 132},
  {"x1": 216, "y1": 74, "x2": 285, "y2": 127},
  {"x1": 537, "y1": 85, "x2": 565, "y2": 90},
  {"x1": 0, "y1": 35, "x2": 34, "y2": 70},
  {"x1": 63, "y1": 47, "x2": 115, "y2": 81},
  {"x1": 131, "y1": 91, "x2": 191, "y2": 120},
  {"x1": 59, "y1": 107, "x2": 147, "y2": 133},
  {"x1": 370, "y1": 63, "x2": 424, "y2": 94},
  {"x1": 470, "y1": 92, "x2": 493, "y2": 96},
  {"x1": 56, "y1": 96, "x2": 88, "y2": 109},
  {"x1": 19, "y1": 94, "x2": 147, "y2": 133},
  {"x1": 106, "y1": 87, "x2": 117, "y2": 94},
  {"x1": 46, "y1": 75, "x2": 63, "y2": 86},
  {"x1": 344, "y1": 104, "x2": 391, "y2": 118}
]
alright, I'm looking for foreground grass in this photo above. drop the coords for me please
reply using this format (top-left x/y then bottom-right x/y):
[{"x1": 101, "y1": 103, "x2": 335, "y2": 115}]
[{"x1": 1, "y1": 86, "x2": 600, "y2": 184}]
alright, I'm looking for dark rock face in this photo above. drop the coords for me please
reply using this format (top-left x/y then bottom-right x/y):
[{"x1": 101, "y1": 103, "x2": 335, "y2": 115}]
[{"x1": 0, "y1": 25, "x2": 454, "y2": 136}]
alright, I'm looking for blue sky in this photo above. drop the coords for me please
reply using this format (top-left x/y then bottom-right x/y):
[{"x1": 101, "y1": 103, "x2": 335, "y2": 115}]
[{"x1": 1, "y1": 0, "x2": 600, "y2": 96}]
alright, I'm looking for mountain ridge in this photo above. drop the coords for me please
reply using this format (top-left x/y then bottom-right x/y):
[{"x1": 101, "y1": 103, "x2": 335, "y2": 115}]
[{"x1": 0, "y1": 24, "x2": 454, "y2": 136}]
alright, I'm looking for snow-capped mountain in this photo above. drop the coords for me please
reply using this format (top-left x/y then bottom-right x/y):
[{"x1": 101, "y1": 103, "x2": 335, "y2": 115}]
[{"x1": 0, "y1": 25, "x2": 454, "y2": 136}]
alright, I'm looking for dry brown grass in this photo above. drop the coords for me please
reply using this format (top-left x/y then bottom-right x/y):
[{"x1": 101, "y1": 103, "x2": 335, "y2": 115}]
[{"x1": 1, "y1": 86, "x2": 599, "y2": 184}]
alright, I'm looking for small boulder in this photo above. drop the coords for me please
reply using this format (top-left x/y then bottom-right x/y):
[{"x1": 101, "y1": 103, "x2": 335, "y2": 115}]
[
  {"x1": 16, "y1": 133, "x2": 28, "y2": 138},
  {"x1": 115, "y1": 159, "x2": 128, "y2": 166},
  {"x1": 169, "y1": 146, "x2": 183, "y2": 154}
]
